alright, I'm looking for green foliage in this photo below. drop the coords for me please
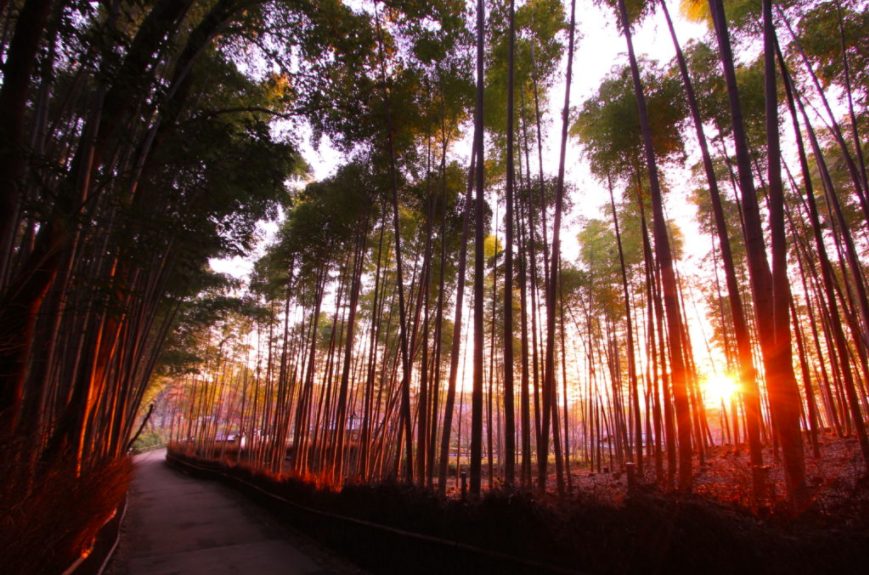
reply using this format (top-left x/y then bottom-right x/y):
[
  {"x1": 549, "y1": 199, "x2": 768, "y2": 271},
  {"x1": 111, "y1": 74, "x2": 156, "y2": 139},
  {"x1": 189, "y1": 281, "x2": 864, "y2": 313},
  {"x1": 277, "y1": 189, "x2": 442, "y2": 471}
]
[
  {"x1": 578, "y1": 219, "x2": 623, "y2": 278},
  {"x1": 484, "y1": 0, "x2": 568, "y2": 146},
  {"x1": 680, "y1": 0, "x2": 797, "y2": 35},
  {"x1": 484, "y1": 234, "x2": 503, "y2": 259},
  {"x1": 576, "y1": 222, "x2": 622, "y2": 317},
  {"x1": 680, "y1": 0, "x2": 760, "y2": 31},
  {"x1": 285, "y1": 162, "x2": 374, "y2": 274},
  {"x1": 291, "y1": 0, "x2": 473, "y2": 156},
  {"x1": 598, "y1": 0, "x2": 658, "y2": 30},
  {"x1": 256, "y1": 0, "x2": 380, "y2": 149},
  {"x1": 111, "y1": 46, "x2": 307, "y2": 331},
  {"x1": 796, "y1": 0, "x2": 869, "y2": 107},
  {"x1": 678, "y1": 40, "x2": 767, "y2": 150},
  {"x1": 572, "y1": 60, "x2": 686, "y2": 181},
  {"x1": 575, "y1": 206, "x2": 645, "y2": 318},
  {"x1": 131, "y1": 430, "x2": 167, "y2": 453},
  {"x1": 156, "y1": 268, "x2": 271, "y2": 379},
  {"x1": 810, "y1": 124, "x2": 869, "y2": 239}
]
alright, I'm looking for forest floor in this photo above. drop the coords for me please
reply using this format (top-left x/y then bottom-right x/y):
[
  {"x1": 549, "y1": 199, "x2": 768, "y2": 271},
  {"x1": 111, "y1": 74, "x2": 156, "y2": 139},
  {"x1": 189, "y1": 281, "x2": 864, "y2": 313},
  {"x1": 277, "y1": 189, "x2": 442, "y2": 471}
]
[
  {"x1": 436, "y1": 431, "x2": 869, "y2": 523},
  {"x1": 550, "y1": 431, "x2": 869, "y2": 523}
]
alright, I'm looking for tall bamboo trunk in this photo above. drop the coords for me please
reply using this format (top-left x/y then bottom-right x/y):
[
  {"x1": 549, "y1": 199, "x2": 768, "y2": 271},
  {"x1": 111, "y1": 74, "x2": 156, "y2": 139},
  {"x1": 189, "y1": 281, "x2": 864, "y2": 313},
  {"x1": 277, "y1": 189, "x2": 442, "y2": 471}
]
[
  {"x1": 607, "y1": 175, "x2": 641, "y2": 474},
  {"x1": 375, "y1": 10, "x2": 414, "y2": 483},
  {"x1": 761, "y1": 0, "x2": 807, "y2": 509},
  {"x1": 618, "y1": 0, "x2": 692, "y2": 491},
  {"x1": 538, "y1": 0, "x2": 576, "y2": 497},
  {"x1": 437, "y1": 147, "x2": 475, "y2": 496},
  {"x1": 470, "y1": 0, "x2": 486, "y2": 496},
  {"x1": 661, "y1": 0, "x2": 765, "y2": 492},
  {"x1": 502, "y1": 0, "x2": 517, "y2": 487},
  {"x1": 782, "y1": 50, "x2": 869, "y2": 470}
]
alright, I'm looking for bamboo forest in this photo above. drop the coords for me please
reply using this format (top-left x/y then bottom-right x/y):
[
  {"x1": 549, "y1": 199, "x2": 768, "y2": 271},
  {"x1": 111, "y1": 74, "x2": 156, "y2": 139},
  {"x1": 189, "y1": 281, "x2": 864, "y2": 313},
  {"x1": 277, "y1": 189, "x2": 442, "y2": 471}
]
[{"x1": 2, "y1": 0, "x2": 869, "y2": 573}]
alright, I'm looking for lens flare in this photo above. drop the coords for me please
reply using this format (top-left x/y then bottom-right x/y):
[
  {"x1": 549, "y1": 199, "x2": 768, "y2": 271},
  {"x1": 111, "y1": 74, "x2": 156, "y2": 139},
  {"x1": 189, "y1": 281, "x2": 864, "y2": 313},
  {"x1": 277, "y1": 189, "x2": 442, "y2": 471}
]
[{"x1": 703, "y1": 373, "x2": 739, "y2": 403}]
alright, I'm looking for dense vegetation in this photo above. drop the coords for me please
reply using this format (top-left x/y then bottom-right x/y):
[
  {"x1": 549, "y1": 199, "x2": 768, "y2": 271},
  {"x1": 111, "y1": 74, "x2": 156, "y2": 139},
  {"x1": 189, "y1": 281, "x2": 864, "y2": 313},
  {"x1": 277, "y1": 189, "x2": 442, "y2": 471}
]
[{"x1": 1, "y1": 0, "x2": 868, "y2": 570}]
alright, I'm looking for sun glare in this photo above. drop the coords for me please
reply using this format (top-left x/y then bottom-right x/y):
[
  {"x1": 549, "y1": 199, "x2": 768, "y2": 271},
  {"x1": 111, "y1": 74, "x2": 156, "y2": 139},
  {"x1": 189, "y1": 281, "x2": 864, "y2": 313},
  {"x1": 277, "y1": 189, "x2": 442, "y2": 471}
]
[{"x1": 703, "y1": 373, "x2": 739, "y2": 403}]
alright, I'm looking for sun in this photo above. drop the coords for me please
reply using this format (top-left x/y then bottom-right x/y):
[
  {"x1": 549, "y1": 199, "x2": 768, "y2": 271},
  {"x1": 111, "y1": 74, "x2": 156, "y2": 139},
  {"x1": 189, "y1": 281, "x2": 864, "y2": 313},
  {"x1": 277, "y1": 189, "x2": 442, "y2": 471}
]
[{"x1": 703, "y1": 373, "x2": 739, "y2": 403}]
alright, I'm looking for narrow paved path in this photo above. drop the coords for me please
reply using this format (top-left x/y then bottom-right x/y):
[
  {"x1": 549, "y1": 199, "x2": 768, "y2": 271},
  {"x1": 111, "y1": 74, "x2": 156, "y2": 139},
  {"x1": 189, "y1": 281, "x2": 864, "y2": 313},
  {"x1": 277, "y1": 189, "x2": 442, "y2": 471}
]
[{"x1": 107, "y1": 449, "x2": 365, "y2": 575}]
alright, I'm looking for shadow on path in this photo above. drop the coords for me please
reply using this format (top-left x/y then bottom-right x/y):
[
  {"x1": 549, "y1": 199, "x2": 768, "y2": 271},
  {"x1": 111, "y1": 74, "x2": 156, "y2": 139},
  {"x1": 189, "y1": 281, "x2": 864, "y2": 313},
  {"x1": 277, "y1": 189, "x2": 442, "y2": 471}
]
[{"x1": 107, "y1": 449, "x2": 366, "y2": 575}]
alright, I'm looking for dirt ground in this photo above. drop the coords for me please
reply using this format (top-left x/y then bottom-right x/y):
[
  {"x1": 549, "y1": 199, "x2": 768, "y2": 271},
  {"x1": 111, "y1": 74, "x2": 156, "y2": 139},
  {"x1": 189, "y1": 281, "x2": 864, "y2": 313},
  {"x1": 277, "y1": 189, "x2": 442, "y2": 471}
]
[
  {"x1": 430, "y1": 432, "x2": 869, "y2": 522},
  {"x1": 555, "y1": 432, "x2": 869, "y2": 520}
]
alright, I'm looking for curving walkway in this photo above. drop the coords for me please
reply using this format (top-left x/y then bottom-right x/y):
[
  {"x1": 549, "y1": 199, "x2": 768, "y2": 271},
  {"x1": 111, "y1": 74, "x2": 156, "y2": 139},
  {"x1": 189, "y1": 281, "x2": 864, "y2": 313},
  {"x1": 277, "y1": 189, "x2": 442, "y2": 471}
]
[{"x1": 107, "y1": 449, "x2": 365, "y2": 575}]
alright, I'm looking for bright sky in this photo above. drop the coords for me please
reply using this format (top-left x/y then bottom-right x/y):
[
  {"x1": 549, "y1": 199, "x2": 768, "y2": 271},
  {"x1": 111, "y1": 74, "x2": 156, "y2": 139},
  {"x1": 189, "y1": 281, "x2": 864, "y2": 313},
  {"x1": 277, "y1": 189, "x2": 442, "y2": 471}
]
[
  {"x1": 550, "y1": 1, "x2": 710, "y2": 257},
  {"x1": 212, "y1": 0, "x2": 710, "y2": 273}
]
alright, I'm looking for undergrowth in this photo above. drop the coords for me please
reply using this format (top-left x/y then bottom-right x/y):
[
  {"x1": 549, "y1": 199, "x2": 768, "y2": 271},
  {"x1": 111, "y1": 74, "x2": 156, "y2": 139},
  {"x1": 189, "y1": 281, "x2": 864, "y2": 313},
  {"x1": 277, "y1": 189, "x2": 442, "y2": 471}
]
[
  {"x1": 130, "y1": 430, "x2": 166, "y2": 454},
  {"x1": 0, "y1": 439, "x2": 131, "y2": 575}
]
